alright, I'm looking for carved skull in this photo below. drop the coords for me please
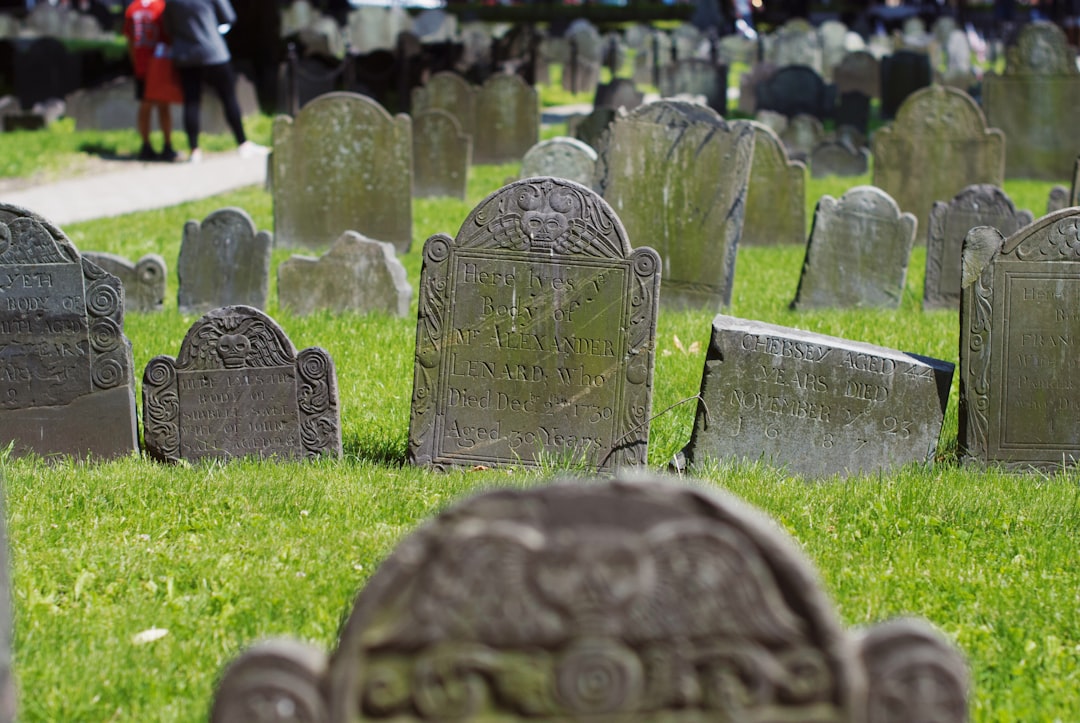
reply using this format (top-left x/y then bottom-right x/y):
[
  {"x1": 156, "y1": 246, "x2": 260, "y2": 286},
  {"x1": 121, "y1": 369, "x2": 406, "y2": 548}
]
[{"x1": 217, "y1": 333, "x2": 250, "y2": 368}]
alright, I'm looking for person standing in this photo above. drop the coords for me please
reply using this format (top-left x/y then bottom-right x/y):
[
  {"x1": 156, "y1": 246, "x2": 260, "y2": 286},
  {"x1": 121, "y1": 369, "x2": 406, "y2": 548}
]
[
  {"x1": 161, "y1": 0, "x2": 266, "y2": 162},
  {"x1": 124, "y1": 0, "x2": 177, "y2": 161}
]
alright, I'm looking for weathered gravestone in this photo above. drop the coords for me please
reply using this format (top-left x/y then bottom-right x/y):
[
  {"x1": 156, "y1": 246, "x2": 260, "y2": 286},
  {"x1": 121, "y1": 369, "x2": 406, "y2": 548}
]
[
  {"x1": 346, "y1": 5, "x2": 411, "y2": 54},
  {"x1": 743, "y1": 122, "x2": 806, "y2": 246},
  {"x1": 959, "y1": 209, "x2": 1080, "y2": 470},
  {"x1": 819, "y1": 20, "x2": 848, "y2": 80},
  {"x1": 791, "y1": 186, "x2": 917, "y2": 310},
  {"x1": 143, "y1": 305, "x2": 342, "y2": 463},
  {"x1": 208, "y1": 475, "x2": 971, "y2": 723},
  {"x1": 810, "y1": 140, "x2": 870, "y2": 178},
  {"x1": 81, "y1": 252, "x2": 166, "y2": 313},
  {"x1": 562, "y1": 20, "x2": 602, "y2": 94},
  {"x1": 680, "y1": 315, "x2": 954, "y2": 478},
  {"x1": 177, "y1": 208, "x2": 271, "y2": 314},
  {"x1": 834, "y1": 49, "x2": 880, "y2": 98},
  {"x1": 566, "y1": 106, "x2": 616, "y2": 150},
  {"x1": 473, "y1": 74, "x2": 539, "y2": 165},
  {"x1": 984, "y1": 22, "x2": 1080, "y2": 180},
  {"x1": 755, "y1": 64, "x2": 832, "y2": 120},
  {"x1": 598, "y1": 101, "x2": 754, "y2": 310},
  {"x1": 659, "y1": 58, "x2": 728, "y2": 114},
  {"x1": 519, "y1": 137, "x2": 597, "y2": 189},
  {"x1": 410, "y1": 71, "x2": 476, "y2": 139},
  {"x1": 779, "y1": 112, "x2": 824, "y2": 161},
  {"x1": 873, "y1": 85, "x2": 1004, "y2": 235},
  {"x1": 278, "y1": 230, "x2": 411, "y2": 317},
  {"x1": 1046, "y1": 157, "x2": 1080, "y2": 213},
  {"x1": 765, "y1": 18, "x2": 823, "y2": 73},
  {"x1": 879, "y1": 49, "x2": 932, "y2": 119},
  {"x1": 834, "y1": 90, "x2": 870, "y2": 134},
  {"x1": 737, "y1": 62, "x2": 777, "y2": 116},
  {"x1": 593, "y1": 77, "x2": 643, "y2": 111},
  {"x1": 942, "y1": 29, "x2": 976, "y2": 89},
  {"x1": 0, "y1": 203, "x2": 138, "y2": 460},
  {"x1": 409, "y1": 177, "x2": 660, "y2": 471},
  {"x1": 924, "y1": 184, "x2": 1032, "y2": 310},
  {"x1": 412, "y1": 109, "x2": 470, "y2": 200},
  {"x1": 273, "y1": 92, "x2": 412, "y2": 252}
]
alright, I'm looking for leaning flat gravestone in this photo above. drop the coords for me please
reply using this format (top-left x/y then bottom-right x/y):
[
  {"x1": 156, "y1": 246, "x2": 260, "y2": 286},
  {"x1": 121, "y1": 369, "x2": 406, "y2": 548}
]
[
  {"x1": 0, "y1": 203, "x2": 138, "y2": 460},
  {"x1": 278, "y1": 230, "x2": 411, "y2": 317},
  {"x1": 409, "y1": 177, "x2": 660, "y2": 471},
  {"x1": 208, "y1": 475, "x2": 970, "y2": 723},
  {"x1": 984, "y1": 22, "x2": 1080, "y2": 180},
  {"x1": 177, "y1": 207, "x2": 271, "y2": 314},
  {"x1": 473, "y1": 74, "x2": 539, "y2": 165},
  {"x1": 519, "y1": 137, "x2": 597, "y2": 189},
  {"x1": 412, "y1": 109, "x2": 470, "y2": 200},
  {"x1": 924, "y1": 184, "x2": 1032, "y2": 310},
  {"x1": 873, "y1": 85, "x2": 1004, "y2": 235},
  {"x1": 681, "y1": 315, "x2": 953, "y2": 478},
  {"x1": 143, "y1": 305, "x2": 341, "y2": 463},
  {"x1": 959, "y1": 209, "x2": 1080, "y2": 470},
  {"x1": 81, "y1": 252, "x2": 166, "y2": 312},
  {"x1": 410, "y1": 71, "x2": 476, "y2": 139},
  {"x1": 791, "y1": 186, "x2": 917, "y2": 310},
  {"x1": 743, "y1": 121, "x2": 806, "y2": 246},
  {"x1": 597, "y1": 100, "x2": 755, "y2": 310},
  {"x1": 273, "y1": 92, "x2": 412, "y2": 252}
]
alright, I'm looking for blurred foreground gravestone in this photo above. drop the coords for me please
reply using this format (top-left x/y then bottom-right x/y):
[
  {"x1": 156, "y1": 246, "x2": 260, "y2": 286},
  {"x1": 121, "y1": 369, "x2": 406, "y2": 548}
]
[
  {"x1": 208, "y1": 474, "x2": 970, "y2": 723},
  {"x1": 82, "y1": 252, "x2": 166, "y2": 313},
  {"x1": 177, "y1": 207, "x2": 271, "y2": 314},
  {"x1": 143, "y1": 305, "x2": 341, "y2": 463},
  {"x1": 409, "y1": 177, "x2": 660, "y2": 471},
  {"x1": 0, "y1": 203, "x2": 138, "y2": 460}
]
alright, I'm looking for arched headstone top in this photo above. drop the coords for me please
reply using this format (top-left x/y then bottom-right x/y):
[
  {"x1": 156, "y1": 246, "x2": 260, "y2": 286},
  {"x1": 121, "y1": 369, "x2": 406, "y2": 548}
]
[
  {"x1": 1005, "y1": 21, "x2": 1078, "y2": 75},
  {"x1": 888, "y1": 85, "x2": 996, "y2": 139}
]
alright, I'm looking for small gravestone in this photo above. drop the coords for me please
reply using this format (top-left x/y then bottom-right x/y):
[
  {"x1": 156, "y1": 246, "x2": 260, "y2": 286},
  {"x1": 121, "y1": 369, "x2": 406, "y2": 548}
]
[
  {"x1": 834, "y1": 49, "x2": 880, "y2": 98},
  {"x1": 766, "y1": 18, "x2": 823, "y2": 73},
  {"x1": 593, "y1": 77, "x2": 643, "y2": 111},
  {"x1": 1047, "y1": 186, "x2": 1070, "y2": 214},
  {"x1": 0, "y1": 203, "x2": 138, "y2": 460},
  {"x1": 520, "y1": 137, "x2": 597, "y2": 188},
  {"x1": 755, "y1": 65, "x2": 832, "y2": 120},
  {"x1": 82, "y1": 252, "x2": 166, "y2": 313},
  {"x1": 737, "y1": 62, "x2": 777, "y2": 116},
  {"x1": 412, "y1": 109, "x2": 470, "y2": 200},
  {"x1": 177, "y1": 208, "x2": 271, "y2": 314},
  {"x1": 681, "y1": 315, "x2": 953, "y2": 478},
  {"x1": 473, "y1": 74, "x2": 539, "y2": 165},
  {"x1": 779, "y1": 112, "x2": 824, "y2": 161},
  {"x1": 278, "y1": 231, "x2": 410, "y2": 317},
  {"x1": 810, "y1": 140, "x2": 870, "y2": 178},
  {"x1": 924, "y1": 184, "x2": 1032, "y2": 310},
  {"x1": 567, "y1": 106, "x2": 616, "y2": 149},
  {"x1": 409, "y1": 177, "x2": 660, "y2": 471},
  {"x1": 143, "y1": 305, "x2": 342, "y2": 463},
  {"x1": 959, "y1": 209, "x2": 1080, "y2": 470},
  {"x1": 754, "y1": 108, "x2": 788, "y2": 135},
  {"x1": 597, "y1": 100, "x2": 755, "y2": 310},
  {"x1": 659, "y1": 58, "x2": 728, "y2": 114},
  {"x1": 880, "y1": 49, "x2": 932, "y2": 119},
  {"x1": 743, "y1": 122, "x2": 806, "y2": 246},
  {"x1": 791, "y1": 186, "x2": 917, "y2": 310},
  {"x1": 411, "y1": 71, "x2": 476, "y2": 139}
]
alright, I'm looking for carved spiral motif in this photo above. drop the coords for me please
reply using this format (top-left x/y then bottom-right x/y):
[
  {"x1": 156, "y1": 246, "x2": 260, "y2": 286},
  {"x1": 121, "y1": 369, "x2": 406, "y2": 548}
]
[
  {"x1": 144, "y1": 358, "x2": 176, "y2": 387},
  {"x1": 425, "y1": 237, "x2": 450, "y2": 263},
  {"x1": 554, "y1": 642, "x2": 642, "y2": 715},
  {"x1": 298, "y1": 349, "x2": 328, "y2": 380},
  {"x1": 361, "y1": 663, "x2": 411, "y2": 716},
  {"x1": 86, "y1": 280, "x2": 121, "y2": 317},
  {"x1": 633, "y1": 250, "x2": 658, "y2": 277},
  {"x1": 139, "y1": 261, "x2": 162, "y2": 284},
  {"x1": 625, "y1": 355, "x2": 648, "y2": 385},
  {"x1": 89, "y1": 318, "x2": 121, "y2": 353},
  {"x1": 92, "y1": 358, "x2": 124, "y2": 389}
]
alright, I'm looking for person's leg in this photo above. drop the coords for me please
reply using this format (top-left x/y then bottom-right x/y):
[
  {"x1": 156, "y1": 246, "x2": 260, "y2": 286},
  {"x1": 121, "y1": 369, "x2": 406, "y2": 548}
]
[
  {"x1": 202, "y1": 62, "x2": 247, "y2": 145},
  {"x1": 134, "y1": 78, "x2": 155, "y2": 160},
  {"x1": 156, "y1": 102, "x2": 176, "y2": 161},
  {"x1": 178, "y1": 66, "x2": 203, "y2": 159}
]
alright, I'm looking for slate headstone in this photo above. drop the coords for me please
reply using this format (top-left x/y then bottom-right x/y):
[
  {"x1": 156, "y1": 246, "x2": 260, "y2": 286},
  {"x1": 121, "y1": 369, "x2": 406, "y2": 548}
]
[
  {"x1": 592, "y1": 78, "x2": 643, "y2": 111},
  {"x1": 791, "y1": 186, "x2": 917, "y2": 309},
  {"x1": 743, "y1": 122, "x2": 806, "y2": 246},
  {"x1": 659, "y1": 58, "x2": 728, "y2": 114},
  {"x1": 879, "y1": 49, "x2": 932, "y2": 119},
  {"x1": 520, "y1": 137, "x2": 597, "y2": 189},
  {"x1": 409, "y1": 177, "x2": 660, "y2": 471},
  {"x1": 755, "y1": 64, "x2": 832, "y2": 120},
  {"x1": 411, "y1": 71, "x2": 477, "y2": 139},
  {"x1": 177, "y1": 208, "x2": 271, "y2": 314},
  {"x1": 567, "y1": 106, "x2": 616, "y2": 149},
  {"x1": 473, "y1": 74, "x2": 538, "y2": 165},
  {"x1": 0, "y1": 203, "x2": 138, "y2": 460},
  {"x1": 810, "y1": 140, "x2": 870, "y2": 178},
  {"x1": 835, "y1": 90, "x2": 870, "y2": 134},
  {"x1": 143, "y1": 305, "x2": 342, "y2": 463},
  {"x1": 412, "y1": 109, "x2": 470, "y2": 200},
  {"x1": 834, "y1": 49, "x2": 880, "y2": 98},
  {"x1": 81, "y1": 252, "x2": 166, "y2": 313}
]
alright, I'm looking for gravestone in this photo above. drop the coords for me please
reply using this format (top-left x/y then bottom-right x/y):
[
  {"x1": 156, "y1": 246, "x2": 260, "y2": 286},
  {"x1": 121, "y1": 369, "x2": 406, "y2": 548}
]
[
  {"x1": 0, "y1": 203, "x2": 138, "y2": 460},
  {"x1": 278, "y1": 231, "x2": 411, "y2": 317},
  {"x1": 810, "y1": 140, "x2": 870, "y2": 178},
  {"x1": 177, "y1": 208, "x2": 271, "y2": 314},
  {"x1": 833, "y1": 50, "x2": 880, "y2": 98},
  {"x1": 273, "y1": 92, "x2": 412, "y2": 252},
  {"x1": 791, "y1": 186, "x2": 917, "y2": 309},
  {"x1": 755, "y1": 64, "x2": 832, "y2": 120},
  {"x1": 659, "y1": 58, "x2": 728, "y2": 114},
  {"x1": 819, "y1": 20, "x2": 848, "y2": 80},
  {"x1": 520, "y1": 137, "x2": 597, "y2": 189},
  {"x1": 12, "y1": 37, "x2": 82, "y2": 110},
  {"x1": 346, "y1": 6, "x2": 411, "y2": 54},
  {"x1": 280, "y1": 0, "x2": 315, "y2": 37},
  {"x1": 737, "y1": 62, "x2": 777, "y2": 116},
  {"x1": 924, "y1": 184, "x2": 1032, "y2": 310},
  {"x1": 765, "y1": 18, "x2": 823, "y2": 73},
  {"x1": 1045, "y1": 158, "x2": 1080, "y2": 213},
  {"x1": 562, "y1": 21, "x2": 602, "y2": 94},
  {"x1": 143, "y1": 305, "x2": 342, "y2": 463},
  {"x1": 743, "y1": 122, "x2": 806, "y2": 246},
  {"x1": 593, "y1": 78, "x2": 643, "y2": 111},
  {"x1": 412, "y1": 9, "x2": 455, "y2": 43},
  {"x1": 779, "y1": 113, "x2": 824, "y2": 161},
  {"x1": 409, "y1": 177, "x2": 660, "y2": 471},
  {"x1": 567, "y1": 106, "x2": 616, "y2": 149},
  {"x1": 942, "y1": 29, "x2": 975, "y2": 88},
  {"x1": 473, "y1": 74, "x2": 538, "y2": 165},
  {"x1": 208, "y1": 475, "x2": 971, "y2": 723},
  {"x1": 412, "y1": 109, "x2": 470, "y2": 200},
  {"x1": 873, "y1": 85, "x2": 1004, "y2": 235},
  {"x1": 411, "y1": 71, "x2": 476, "y2": 139},
  {"x1": 597, "y1": 100, "x2": 755, "y2": 310},
  {"x1": 81, "y1": 252, "x2": 166, "y2": 313},
  {"x1": 754, "y1": 108, "x2": 788, "y2": 135},
  {"x1": 835, "y1": 90, "x2": 870, "y2": 134},
  {"x1": 681, "y1": 315, "x2": 954, "y2": 478},
  {"x1": 633, "y1": 30, "x2": 672, "y2": 87},
  {"x1": 959, "y1": 209, "x2": 1080, "y2": 470},
  {"x1": 879, "y1": 49, "x2": 932, "y2": 119},
  {"x1": 984, "y1": 22, "x2": 1080, "y2": 180}
]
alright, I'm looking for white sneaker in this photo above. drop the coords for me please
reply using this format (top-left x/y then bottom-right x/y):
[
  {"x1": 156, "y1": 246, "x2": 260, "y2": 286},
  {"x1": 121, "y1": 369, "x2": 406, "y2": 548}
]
[
  {"x1": 238, "y1": 140, "x2": 269, "y2": 158},
  {"x1": 188, "y1": 148, "x2": 203, "y2": 163}
]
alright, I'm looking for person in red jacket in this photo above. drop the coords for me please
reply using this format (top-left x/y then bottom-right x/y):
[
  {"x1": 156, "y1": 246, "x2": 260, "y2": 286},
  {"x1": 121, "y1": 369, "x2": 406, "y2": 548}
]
[{"x1": 124, "y1": 0, "x2": 177, "y2": 161}]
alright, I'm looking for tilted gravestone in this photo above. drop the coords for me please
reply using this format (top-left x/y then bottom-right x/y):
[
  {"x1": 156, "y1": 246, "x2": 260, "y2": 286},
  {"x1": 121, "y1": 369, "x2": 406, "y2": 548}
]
[
  {"x1": 984, "y1": 22, "x2": 1080, "y2": 180},
  {"x1": 879, "y1": 49, "x2": 932, "y2": 120},
  {"x1": 277, "y1": 230, "x2": 411, "y2": 317},
  {"x1": 409, "y1": 177, "x2": 660, "y2": 471},
  {"x1": 743, "y1": 122, "x2": 806, "y2": 246},
  {"x1": 810, "y1": 140, "x2": 870, "y2": 178},
  {"x1": 924, "y1": 184, "x2": 1033, "y2": 310},
  {"x1": 791, "y1": 186, "x2": 917, "y2": 310},
  {"x1": 473, "y1": 74, "x2": 539, "y2": 165},
  {"x1": 273, "y1": 92, "x2": 412, "y2": 252},
  {"x1": 873, "y1": 85, "x2": 1004, "y2": 235},
  {"x1": 177, "y1": 208, "x2": 271, "y2": 314},
  {"x1": 0, "y1": 203, "x2": 138, "y2": 460},
  {"x1": 412, "y1": 109, "x2": 470, "y2": 200},
  {"x1": 597, "y1": 100, "x2": 755, "y2": 310},
  {"x1": 207, "y1": 475, "x2": 970, "y2": 723},
  {"x1": 410, "y1": 71, "x2": 476, "y2": 139},
  {"x1": 959, "y1": 209, "x2": 1080, "y2": 470},
  {"x1": 755, "y1": 64, "x2": 832, "y2": 120},
  {"x1": 519, "y1": 137, "x2": 597, "y2": 189},
  {"x1": 659, "y1": 58, "x2": 728, "y2": 114},
  {"x1": 82, "y1": 252, "x2": 166, "y2": 313},
  {"x1": 143, "y1": 305, "x2": 342, "y2": 463},
  {"x1": 680, "y1": 315, "x2": 954, "y2": 478}
]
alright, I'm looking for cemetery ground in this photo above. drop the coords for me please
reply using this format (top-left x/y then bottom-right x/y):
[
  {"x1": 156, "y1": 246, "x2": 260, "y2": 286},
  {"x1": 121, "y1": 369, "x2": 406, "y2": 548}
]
[{"x1": 1, "y1": 115, "x2": 1079, "y2": 721}]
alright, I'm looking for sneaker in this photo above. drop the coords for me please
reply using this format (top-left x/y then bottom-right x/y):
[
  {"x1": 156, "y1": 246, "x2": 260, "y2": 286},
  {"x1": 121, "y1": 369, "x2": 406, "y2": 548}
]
[
  {"x1": 188, "y1": 148, "x2": 203, "y2": 164},
  {"x1": 137, "y1": 142, "x2": 156, "y2": 162},
  {"x1": 159, "y1": 145, "x2": 178, "y2": 163},
  {"x1": 237, "y1": 140, "x2": 269, "y2": 158}
]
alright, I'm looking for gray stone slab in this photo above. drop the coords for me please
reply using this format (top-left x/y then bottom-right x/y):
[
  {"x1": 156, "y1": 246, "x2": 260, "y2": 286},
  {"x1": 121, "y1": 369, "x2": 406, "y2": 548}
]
[
  {"x1": 473, "y1": 75, "x2": 538, "y2": 165},
  {"x1": 959, "y1": 209, "x2": 1080, "y2": 471},
  {"x1": 810, "y1": 140, "x2": 870, "y2": 178},
  {"x1": 412, "y1": 109, "x2": 470, "y2": 200},
  {"x1": 791, "y1": 186, "x2": 917, "y2": 310},
  {"x1": 682, "y1": 315, "x2": 953, "y2": 478},
  {"x1": 143, "y1": 305, "x2": 342, "y2": 463},
  {"x1": 879, "y1": 49, "x2": 932, "y2": 120},
  {"x1": 779, "y1": 112, "x2": 824, "y2": 162},
  {"x1": 277, "y1": 230, "x2": 411, "y2": 317},
  {"x1": 409, "y1": 177, "x2": 660, "y2": 471},
  {"x1": 593, "y1": 78, "x2": 643, "y2": 111},
  {"x1": 743, "y1": 122, "x2": 806, "y2": 246},
  {"x1": 520, "y1": 137, "x2": 597, "y2": 189},
  {"x1": 0, "y1": 203, "x2": 138, "y2": 460},
  {"x1": 1047, "y1": 185, "x2": 1070, "y2": 215},
  {"x1": 81, "y1": 252, "x2": 166, "y2": 313},
  {"x1": 834, "y1": 50, "x2": 880, "y2": 98},
  {"x1": 659, "y1": 58, "x2": 728, "y2": 114},
  {"x1": 765, "y1": 18, "x2": 823, "y2": 73},
  {"x1": 566, "y1": 107, "x2": 616, "y2": 150},
  {"x1": 755, "y1": 64, "x2": 832, "y2": 120},
  {"x1": 411, "y1": 71, "x2": 476, "y2": 140},
  {"x1": 177, "y1": 207, "x2": 271, "y2": 314}
]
